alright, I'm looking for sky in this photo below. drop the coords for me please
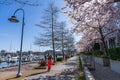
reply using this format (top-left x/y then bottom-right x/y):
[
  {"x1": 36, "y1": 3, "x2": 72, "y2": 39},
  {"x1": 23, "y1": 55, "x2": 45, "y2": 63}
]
[{"x1": 0, "y1": 0, "x2": 74, "y2": 52}]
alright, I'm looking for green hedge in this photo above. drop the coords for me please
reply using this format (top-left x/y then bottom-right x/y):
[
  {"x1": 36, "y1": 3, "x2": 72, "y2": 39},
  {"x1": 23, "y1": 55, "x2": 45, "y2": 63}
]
[
  {"x1": 57, "y1": 58, "x2": 63, "y2": 61},
  {"x1": 80, "y1": 50, "x2": 108, "y2": 59},
  {"x1": 94, "y1": 50, "x2": 109, "y2": 58},
  {"x1": 80, "y1": 51, "x2": 92, "y2": 56},
  {"x1": 81, "y1": 47, "x2": 120, "y2": 61},
  {"x1": 108, "y1": 47, "x2": 120, "y2": 61}
]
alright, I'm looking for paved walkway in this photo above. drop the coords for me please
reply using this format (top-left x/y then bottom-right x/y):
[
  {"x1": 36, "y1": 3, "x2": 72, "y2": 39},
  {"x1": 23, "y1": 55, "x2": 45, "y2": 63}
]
[
  {"x1": 91, "y1": 63, "x2": 120, "y2": 80},
  {"x1": 23, "y1": 56, "x2": 79, "y2": 80},
  {"x1": 82, "y1": 55, "x2": 120, "y2": 80}
]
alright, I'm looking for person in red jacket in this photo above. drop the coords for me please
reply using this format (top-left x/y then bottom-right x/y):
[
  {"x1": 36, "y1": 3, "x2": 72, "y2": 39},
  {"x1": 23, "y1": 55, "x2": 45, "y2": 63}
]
[{"x1": 47, "y1": 52, "x2": 52, "y2": 72}]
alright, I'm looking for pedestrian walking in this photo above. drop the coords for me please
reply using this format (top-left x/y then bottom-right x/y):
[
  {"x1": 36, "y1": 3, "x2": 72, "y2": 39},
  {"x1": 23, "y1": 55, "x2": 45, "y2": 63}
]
[{"x1": 47, "y1": 52, "x2": 52, "y2": 72}]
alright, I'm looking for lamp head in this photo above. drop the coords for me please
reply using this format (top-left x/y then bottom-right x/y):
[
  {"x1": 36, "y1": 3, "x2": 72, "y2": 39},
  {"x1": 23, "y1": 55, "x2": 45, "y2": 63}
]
[{"x1": 8, "y1": 16, "x2": 19, "y2": 23}]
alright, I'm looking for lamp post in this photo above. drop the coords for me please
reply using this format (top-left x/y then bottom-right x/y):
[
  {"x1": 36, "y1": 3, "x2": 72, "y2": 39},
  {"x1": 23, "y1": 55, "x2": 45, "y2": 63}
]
[{"x1": 8, "y1": 8, "x2": 25, "y2": 77}]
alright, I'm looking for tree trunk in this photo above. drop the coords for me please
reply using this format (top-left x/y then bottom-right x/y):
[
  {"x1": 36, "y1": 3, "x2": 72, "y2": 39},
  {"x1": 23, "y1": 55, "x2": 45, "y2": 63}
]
[
  {"x1": 61, "y1": 24, "x2": 64, "y2": 59},
  {"x1": 98, "y1": 26, "x2": 110, "y2": 67},
  {"x1": 52, "y1": 12, "x2": 56, "y2": 63},
  {"x1": 99, "y1": 27, "x2": 109, "y2": 57}
]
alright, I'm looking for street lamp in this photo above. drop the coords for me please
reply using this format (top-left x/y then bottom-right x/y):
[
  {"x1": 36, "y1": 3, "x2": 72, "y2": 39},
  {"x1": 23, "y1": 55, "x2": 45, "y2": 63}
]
[{"x1": 8, "y1": 8, "x2": 25, "y2": 77}]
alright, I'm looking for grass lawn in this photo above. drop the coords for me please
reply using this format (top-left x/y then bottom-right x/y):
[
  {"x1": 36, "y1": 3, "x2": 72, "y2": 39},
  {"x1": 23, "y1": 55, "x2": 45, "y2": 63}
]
[
  {"x1": 78, "y1": 75, "x2": 86, "y2": 80},
  {"x1": 6, "y1": 68, "x2": 47, "y2": 80},
  {"x1": 0, "y1": 62, "x2": 47, "y2": 80},
  {"x1": 0, "y1": 60, "x2": 66, "y2": 80},
  {"x1": 78, "y1": 56, "x2": 86, "y2": 80}
]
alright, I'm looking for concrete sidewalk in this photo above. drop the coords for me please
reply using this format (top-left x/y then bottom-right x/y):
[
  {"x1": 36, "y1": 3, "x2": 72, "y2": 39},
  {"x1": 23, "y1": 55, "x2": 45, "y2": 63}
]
[
  {"x1": 23, "y1": 56, "x2": 79, "y2": 80},
  {"x1": 82, "y1": 55, "x2": 120, "y2": 80},
  {"x1": 90, "y1": 63, "x2": 120, "y2": 80}
]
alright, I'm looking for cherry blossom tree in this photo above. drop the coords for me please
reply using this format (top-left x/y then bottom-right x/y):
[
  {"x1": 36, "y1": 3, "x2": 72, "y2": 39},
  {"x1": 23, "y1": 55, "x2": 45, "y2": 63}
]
[
  {"x1": 63, "y1": 0, "x2": 120, "y2": 56},
  {"x1": 76, "y1": 29, "x2": 96, "y2": 52}
]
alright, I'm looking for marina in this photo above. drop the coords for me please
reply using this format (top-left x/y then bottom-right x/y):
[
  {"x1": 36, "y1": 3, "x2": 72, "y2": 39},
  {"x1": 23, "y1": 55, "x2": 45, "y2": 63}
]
[
  {"x1": 0, "y1": 55, "x2": 44, "y2": 68},
  {"x1": 0, "y1": 61, "x2": 18, "y2": 68}
]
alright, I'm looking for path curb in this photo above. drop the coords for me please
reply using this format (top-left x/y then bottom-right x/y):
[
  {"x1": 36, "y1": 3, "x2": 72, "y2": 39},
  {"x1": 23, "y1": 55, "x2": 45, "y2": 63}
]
[{"x1": 80, "y1": 55, "x2": 95, "y2": 80}]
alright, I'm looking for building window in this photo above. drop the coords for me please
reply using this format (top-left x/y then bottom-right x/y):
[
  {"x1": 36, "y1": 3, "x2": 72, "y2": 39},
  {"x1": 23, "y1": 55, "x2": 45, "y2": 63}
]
[{"x1": 109, "y1": 37, "x2": 116, "y2": 48}]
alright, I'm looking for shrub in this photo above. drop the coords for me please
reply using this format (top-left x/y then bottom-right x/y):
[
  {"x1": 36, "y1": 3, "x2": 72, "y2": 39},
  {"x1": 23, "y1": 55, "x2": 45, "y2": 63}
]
[
  {"x1": 99, "y1": 54, "x2": 109, "y2": 58},
  {"x1": 84, "y1": 51, "x2": 92, "y2": 56},
  {"x1": 71, "y1": 55, "x2": 74, "y2": 57},
  {"x1": 38, "y1": 59, "x2": 46, "y2": 67},
  {"x1": 57, "y1": 58, "x2": 63, "y2": 61},
  {"x1": 76, "y1": 53, "x2": 80, "y2": 55},
  {"x1": 108, "y1": 47, "x2": 120, "y2": 61},
  {"x1": 34, "y1": 66, "x2": 46, "y2": 69},
  {"x1": 82, "y1": 47, "x2": 120, "y2": 61},
  {"x1": 78, "y1": 75, "x2": 86, "y2": 80},
  {"x1": 94, "y1": 50, "x2": 104, "y2": 55}
]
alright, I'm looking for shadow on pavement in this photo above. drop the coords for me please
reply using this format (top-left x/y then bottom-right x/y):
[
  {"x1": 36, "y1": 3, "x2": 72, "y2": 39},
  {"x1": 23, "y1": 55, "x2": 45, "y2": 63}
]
[
  {"x1": 64, "y1": 61, "x2": 77, "y2": 66},
  {"x1": 26, "y1": 70, "x2": 48, "y2": 77}
]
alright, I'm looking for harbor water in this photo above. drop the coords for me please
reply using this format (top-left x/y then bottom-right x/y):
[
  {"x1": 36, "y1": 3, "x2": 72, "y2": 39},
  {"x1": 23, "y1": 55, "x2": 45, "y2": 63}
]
[{"x1": 0, "y1": 61, "x2": 19, "y2": 68}]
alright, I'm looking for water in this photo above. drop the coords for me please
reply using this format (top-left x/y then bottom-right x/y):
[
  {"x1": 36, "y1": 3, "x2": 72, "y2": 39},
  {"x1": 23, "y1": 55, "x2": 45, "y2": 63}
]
[
  {"x1": 0, "y1": 61, "x2": 19, "y2": 68},
  {"x1": 0, "y1": 62, "x2": 9, "y2": 68},
  {"x1": 0, "y1": 55, "x2": 45, "y2": 68}
]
